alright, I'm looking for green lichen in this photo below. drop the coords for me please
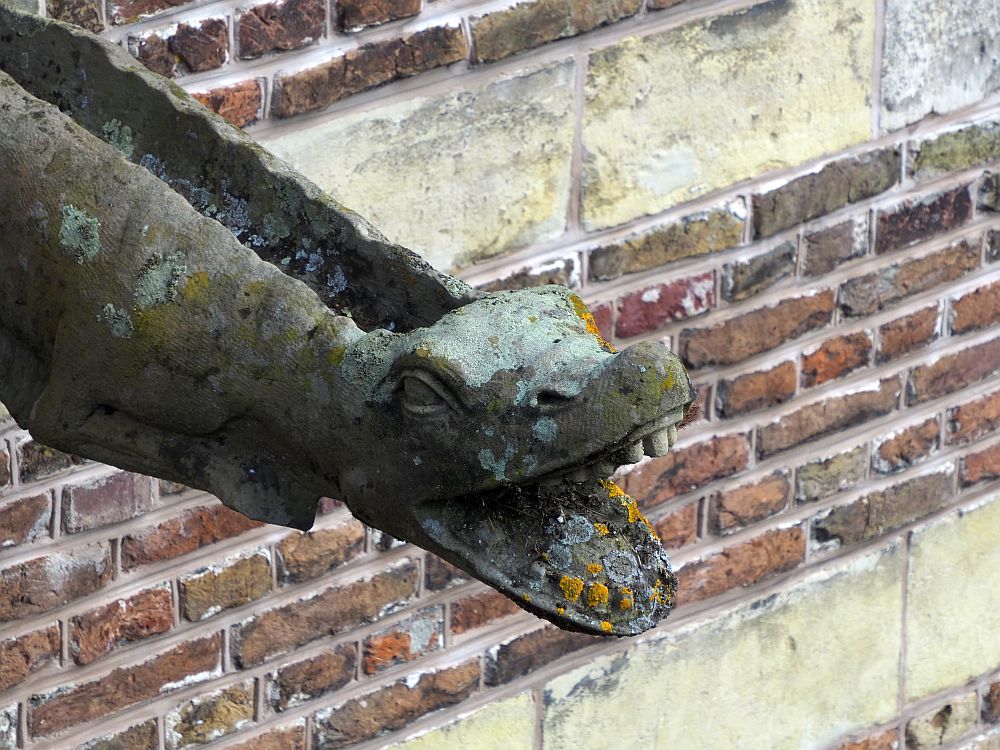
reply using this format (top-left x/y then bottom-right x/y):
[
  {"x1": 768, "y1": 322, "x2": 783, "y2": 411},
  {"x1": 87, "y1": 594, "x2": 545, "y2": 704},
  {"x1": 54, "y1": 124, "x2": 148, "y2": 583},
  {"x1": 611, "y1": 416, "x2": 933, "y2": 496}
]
[
  {"x1": 59, "y1": 205, "x2": 101, "y2": 263},
  {"x1": 101, "y1": 119, "x2": 135, "y2": 158},
  {"x1": 99, "y1": 303, "x2": 133, "y2": 339},
  {"x1": 134, "y1": 252, "x2": 187, "y2": 309}
]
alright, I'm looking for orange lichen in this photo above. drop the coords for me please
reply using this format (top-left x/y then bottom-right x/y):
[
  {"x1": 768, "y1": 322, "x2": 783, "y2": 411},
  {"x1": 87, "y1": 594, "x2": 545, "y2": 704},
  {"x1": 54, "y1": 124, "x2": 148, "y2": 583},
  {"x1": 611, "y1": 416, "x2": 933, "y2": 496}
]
[
  {"x1": 600, "y1": 621, "x2": 613, "y2": 633},
  {"x1": 594, "y1": 523, "x2": 610, "y2": 536},
  {"x1": 522, "y1": 593, "x2": 531, "y2": 602},
  {"x1": 569, "y1": 294, "x2": 616, "y2": 353},
  {"x1": 559, "y1": 576, "x2": 584, "y2": 602},
  {"x1": 556, "y1": 606, "x2": 565, "y2": 615},
  {"x1": 599, "y1": 479, "x2": 626, "y2": 498},
  {"x1": 586, "y1": 563, "x2": 603, "y2": 576},
  {"x1": 650, "y1": 579, "x2": 665, "y2": 605},
  {"x1": 587, "y1": 583, "x2": 610, "y2": 607},
  {"x1": 619, "y1": 587, "x2": 634, "y2": 611}
]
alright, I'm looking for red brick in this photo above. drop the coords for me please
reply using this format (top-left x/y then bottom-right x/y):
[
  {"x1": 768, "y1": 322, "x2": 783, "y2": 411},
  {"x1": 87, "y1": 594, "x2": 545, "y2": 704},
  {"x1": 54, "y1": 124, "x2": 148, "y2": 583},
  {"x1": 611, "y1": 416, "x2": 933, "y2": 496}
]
[
  {"x1": 0, "y1": 493, "x2": 51, "y2": 549},
  {"x1": 273, "y1": 24, "x2": 467, "y2": 117},
  {"x1": 757, "y1": 377, "x2": 900, "y2": 459},
  {"x1": 950, "y1": 278, "x2": 1000, "y2": 334},
  {"x1": 812, "y1": 470, "x2": 954, "y2": 547},
  {"x1": 615, "y1": 273, "x2": 714, "y2": 338},
  {"x1": 111, "y1": 0, "x2": 186, "y2": 23},
  {"x1": 193, "y1": 80, "x2": 263, "y2": 128},
  {"x1": 800, "y1": 218, "x2": 868, "y2": 277},
  {"x1": 680, "y1": 291, "x2": 836, "y2": 368},
  {"x1": 270, "y1": 644, "x2": 356, "y2": 711},
  {"x1": 709, "y1": 471, "x2": 790, "y2": 534},
  {"x1": 363, "y1": 606, "x2": 443, "y2": 674},
  {"x1": 961, "y1": 442, "x2": 1000, "y2": 486},
  {"x1": 907, "y1": 337, "x2": 1000, "y2": 405},
  {"x1": 877, "y1": 305, "x2": 940, "y2": 363},
  {"x1": 622, "y1": 433, "x2": 751, "y2": 508},
  {"x1": 70, "y1": 585, "x2": 173, "y2": 665},
  {"x1": 276, "y1": 519, "x2": 365, "y2": 584},
  {"x1": 313, "y1": 662, "x2": 480, "y2": 747},
  {"x1": 226, "y1": 725, "x2": 307, "y2": 750},
  {"x1": 801, "y1": 331, "x2": 872, "y2": 388},
  {"x1": 652, "y1": 501, "x2": 699, "y2": 550},
  {"x1": 29, "y1": 634, "x2": 222, "y2": 737},
  {"x1": 872, "y1": 418, "x2": 939, "y2": 474},
  {"x1": 485, "y1": 627, "x2": 596, "y2": 686},
  {"x1": 0, "y1": 625, "x2": 60, "y2": 692},
  {"x1": 450, "y1": 590, "x2": 520, "y2": 635},
  {"x1": 0, "y1": 543, "x2": 112, "y2": 622},
  {"x1": 675, "y1": 526, "x2": 805, "y2": 605},
  {"x1": 16, "y1": 440, "x2": 85, "y2": 484},
  {"x1": 833, "y1": 728, "x2": 899, "y2": 750},
  {"x1": 181, "y1": 551, "x2": 272, "y2": 621},
  {"x1": 424, "y1": 554, "x2": 470, "y2": 591},
  {"x1": 338, "y1": 0, "x2": 420, "y2": 30},
  {"x1": 948, "y1": 389, "x2": 1000, "y2": 445},
  {"x1": 238, "y1": 0, "x2": 324, "y2": 58},
  {"x1": 984, "y1": 681, "x2": 1000, "y2": 723},
  {"x1": 875, "y1": 185, "x2": 973, "y2": 255},
  {"x1": 171, "y1": 18, "x2": 229, "y2": 74},
  {"x1": 233, "y1": 560, "x2": 418, "y2": 667},
  {"x1": 121, "y1": 503, "x2": 262, "y2": 571},
  {"x1": 716, "y1": 360, "x2": 796, "y2": 418},
  {"x1": 61, "y1": 471, "x2": 155, "y2": 533}
]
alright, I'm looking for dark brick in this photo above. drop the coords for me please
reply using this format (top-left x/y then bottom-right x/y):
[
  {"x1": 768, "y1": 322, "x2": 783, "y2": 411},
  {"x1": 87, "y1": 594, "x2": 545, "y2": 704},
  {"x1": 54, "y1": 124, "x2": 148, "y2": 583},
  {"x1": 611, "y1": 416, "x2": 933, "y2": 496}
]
[
  {"x1": 984, "y1": 681, "x2": 1000, "y2": 723},
  {"x1": 907, "y1": 337, "x2": 1000, "y2": 405},
  {"x1": 872, "y1": 418, "x2": 939, "y2": 474},
  {"x1": 270, "y1": 644, "x2": 357, "y2": 710},
  {"x1": 0, "y1": 447, "x2": 8, "y2": 489},
  {"x1": 722, "y1": 241, "x2": 796, "y2": 302},
  {"x1": 62, "y1": 471, "x2": 155, "y2": 533},
  {"x1": 16, "y1": 440, "x2": 85, "y2": 484},
  {"x1": 652, "y1": 501, "x2": 699, "y2": 550},
  {"x1": 239, "y1": 0, "x2": 324, "y2": 58},
  {"x1": 990, "y1": 231, "x2": 1000, "y2": 263},
  {"x1": 911, "y1": 118, "x2": 1000, "y2": 177},
  {"x1": 875, "y1": 185, "x2": 972, "y2": 255},
  {"x1": 589, "y1": 203, "x2": 744, "y2": 282},
  {"x1": 0, "y1": 625, "x2": 60, "y2": 692},
  {"x1": 70, "y1": 585, "x2": 173, "y2": 665},
  {"x1": 709, "y1": 471, "x2": 789, "y2": 534},
  {"x1": 980, "y1": 172, "x2": 1000, "y2": 212},
  {"x1": 950, "y1": 279, "x2": 1000, "y2": 334},
  {"x1": 478, "y1": 256, "x2": 578, "y2": 292},
  {"x1": 681, "y1": 291, "x2": 836, "y2": 368},
  {"x1": 753, "y1": 149, "x2": 900, "y2": 239},
  {"x1": 800, "y1": 331, "x2": 872, "y2": 388},
  {"x1": 648, "y1": 0, "x2": 688, "y2": 7},
  {"x1": 615, "y1": 272, "x2": 714, "y2": 338},
  {"x1": 812, "y1": 470, "x2": 954, "y2": 547},
  {"x1": 274, "y1": 24, "x2": 467, "y2": 117},
  {"x1": 170, "y1": 19, "x2": 229, "y2": 73},
  {"x1": 877, "y1": 305, "x2": 940, "y2": 363},
  {"x1": 485, "y1": 627, "x2": 595, "y2": 686},
  {"x1": 337, "y1": 0, "x2": 421, "y2": 31},
  {"x1": 424, "y1": 554, "x2": 470, "y2": 591},
  {"x1": 363, "y1": 607, "x2": 443, "y2": 674},
  {"x1": 0, "y1": 544, "x2": 112, "y2": 623},
  {"x1": 961, "y1": 442, "x2": 1000, "y2": 486},
  {"x1": 276, "y1": 520, "x2": 365, "y2": 584},
  {"x1": 193, "y1": 80, "x2": 264, "y2": 128},
  {"x1": 47, "y1": 0, "x2": 102, "y2": 32},
  {"x1": 800, "y1": 218, "x2": 868, "y2": 277},
  {"x1": 716, "y1": 361, "x2": 796, "y2": 418},
  {"x1": 758, "y1": 377, "x2": 899, "y2": 459},
  {"x1": 795, "y1": 445, "x2": 868, "y2": 503},
  {"x1": 0, "y1": 493, "x2": 51, "y2": 549},
  {"x1": 948, "y1": 389, "x2": 1000, "y2": 446},
  {"x1": 132, "y1": 34, "x2": 174, "y2": 78},
  {"x1": 111, "y1": 0, "x2": 186, "y2": 23},
  {"x1": 839, "y1": 240, "x2": 978, "y2": 318},
  {"x1": 80, "y1": 720, "x2": 159, "y2": 750},
  {"x1": 471, "y1": 0, "x2": 641, "y2": 64},
  {"x1": 450, "y1": 590, "x2": 521, "y2": 635}
]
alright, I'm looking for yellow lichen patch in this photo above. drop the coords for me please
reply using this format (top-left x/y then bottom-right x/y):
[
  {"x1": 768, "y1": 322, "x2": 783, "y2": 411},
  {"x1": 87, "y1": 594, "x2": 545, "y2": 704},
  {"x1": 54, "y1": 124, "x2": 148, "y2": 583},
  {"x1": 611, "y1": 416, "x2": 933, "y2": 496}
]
[
  {"x1": 587, "y1": 563, "x2": 603, "y2": 576},
  {"x1": 180, "y1": 271, "x2": 210, "y2": 302},
  {"x1": 600, "y1": 621, "x2": 613, "y2": 633},
  {"x1": 328, "y1": 346, "x2": 347, "y2": 367},
  {"x1": 594, "y1": 523, "x2": 610, "y2": 536},
  {"x1": 568, "y1": 294, "x2": 616, "y2": 353},
  {"x1": 559, "y1": 576, "x2": 584, "y2": 602},
  {"x1": 599, "y1": 479, "x2": 626, "y2": 499},
  {"x1": 587, "y1": 583, "x2": 610, "y2": 607},
  {"x1": 661, "y1": 372, "x2": 676, "y2": 392},
  {"x1": 522, "y1": 593, "x2": 532, "y2": 603},
  {"x1": 619, "y1": 587, "x2": 634, "y2": 611},
  {"x1": 556, "y1": 606, "x2": 565, "y2": 615},
  {"x1": 415, "y1": 344, "x2": 432, "y2": 358},
  {"x1": 623, "y1": 498, "x2": 641, "y2": 524},
  {"x1": 650, "y1": 579, "x2": 665, "y2": 605}
]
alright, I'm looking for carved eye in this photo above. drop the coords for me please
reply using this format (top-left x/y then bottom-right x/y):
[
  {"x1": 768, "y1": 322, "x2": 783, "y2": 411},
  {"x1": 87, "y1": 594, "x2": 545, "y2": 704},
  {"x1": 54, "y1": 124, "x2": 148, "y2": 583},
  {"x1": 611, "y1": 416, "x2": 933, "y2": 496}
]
[{"x1": 397, "y1": 371, "x2": 457, "y2": 417}]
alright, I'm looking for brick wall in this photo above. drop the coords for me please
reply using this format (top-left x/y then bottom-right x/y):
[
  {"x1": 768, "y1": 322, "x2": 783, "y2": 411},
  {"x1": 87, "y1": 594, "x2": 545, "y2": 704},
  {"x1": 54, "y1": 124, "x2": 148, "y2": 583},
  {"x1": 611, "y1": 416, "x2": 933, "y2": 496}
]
[{"x1": 2, "y1": 0, "x2": 1000, "y2": 747}]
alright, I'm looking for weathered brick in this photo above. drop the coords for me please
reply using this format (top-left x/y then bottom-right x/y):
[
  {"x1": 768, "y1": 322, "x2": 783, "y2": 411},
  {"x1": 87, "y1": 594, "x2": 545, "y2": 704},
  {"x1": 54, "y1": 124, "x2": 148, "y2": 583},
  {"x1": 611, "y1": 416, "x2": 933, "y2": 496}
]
[
  {"x1": 911, "y1": 119, "x2": 1000, "y2": 178},
  {"x1": 753, "y1": 149, "x2": 900, "y2": 239},
  {"x1": 647, "y1": 0, "x2": 687, "y2": 7},
  {"x1": 833, "y1": 728, "x2": 899, "y2": 750},
  {"x1": 363, "y1": 606, "x2": 443, "y2": 675},
  {"x1": 471, "y1": 0, "x2": 641, "y2": 64},
  {"x1": 877, "y1": 305, "x2": 940, "y2": 363},
  {"x1": 270, "y1": 644, "x2": 356, "y2": 711},
  {"x1": 905, "y1": 693, "x2": 978, "y2": 749},
  {"x1": 0, "y1": 493, "x2": 50, "y2": 548},
  {"x1": 812, "y1": 469, "x2": 954, "y2": 548},
  {"x1": 709, "y1": 472, "x2": 790, "y2": 535},
  {"x1": 990, "y1": 231, "x2": 1000, "y2": 263},
  {"x1": 111, "y1": 0, "x2": 186, "y2": 23},
  {"x1": 226, "y1": 724, "x2": 306, "y2": 750},
  {"x1": 47, "y1": 0, "x2": 102, "y2": 32},
  {"x1": 180, "y1": 550, "x2": 271, "y2": 621},
  {"x1": 907, "y1": 337, "x2": 1000, "y2": 405},
  {"x1": 981, "y1": 171, "x2": 1000, "y2": 212},
  {"x1": 132, "y1": 34, "x2": 173, "y2": 77},
  {"x1": 193, "y1": 80, "x2": 263, "y2": 128},
  {"x1": 801, "y1": 218, "x2": 869, "y2": 278},
  {"x1": 478, "y1": 255, "x2": 579, "y2": 292},
  {"x1": 29, "y1": 634, "x2": 222, "y2": 737},
  {"x1": 872, "y1": 418, "x2": 939, "y2": 474},
  {"x1": 875, "y1": 185, "x2": 972, "y2": 254},
  {"x1": 622, "y1": 433, "x2": 750, "y2": 509},
  {"x1": 716, "y1": 361, "x2": 796, "y2": 418},
  {"x1": 132, "y1": 19, "x2": 229, "y2": 77},
  {"x1": 801, "y1": 331, "x2": 872, "y2": 388},
  {"x1": 796, "y1": 445, "x2": 868, "y2": 503},
  {"x1": 615, "y1": 273, "x2": 714, "y2": 338},
  {"x1": 0, "y1": 705, "x2": 13, "y2": 750},
  {"x1": 313, "y1": 662, "x2": 480, "y2": 747},
  {"x1": 486, "y1": 627, "x2": 595, "y2": 686},
  {"x1": 985, "y1": 682, "x2": 1000, "y2": 723},
  {"x1": 158, "y1": 479, "x2": 189, "y2": 496},
  {"x1": 0, "y1": 625, "x2": 59, "y2": 692},
  {"x1": 840, "y1": 241, "x2": 978, "y2": 318},
  {"x1": 70, "y1": 585, "x2": 173, "y2": 665},
  {"x1": 79, "y1": 720, "x2": 159, "y2": 750},
  {"x1": 758, "y1": 378, "x2": 900, "y2": 459},
  {"x1": 652, "y1": 501, "x2": 699, "y2": 550},
  {"x1": 0, "y1": 447, "x2": 8, "y2": 490},
  {"x1": 121, "y1": 503, "x2": 263, "y2": 571},
  {"x1": 16, "y1": 440, "x2": 84, "y2": 484},
  {"x1": 276, "y1": 520, "x2": 365, "y2": 584},
  {"x1": 951, "y1": 279, "x2": 1000, "y2": 334},
  {"x1": 424, "y1": 554, "x2": 470, "y2": 592},
  {"x1": 61, "y1": 471, "x2": 155, "y2": 533},
  {"x1": 450, "y1": 589, "x2": 520, "y2": 635},
  {"x1": 675, "y1": 526, "x2": 805, "y2": 605},
  {"x1": 0, "y1": 543, "x2": 112, "y2": 622},
  {"x1": 948, "y1": 389, "x2": 1000, "y2": 446},
  {"x1": 273, "y1": 24, "x2": 467, "y2": 117},
  {"x1": 238, "y1": 0, "x2": 324, "y2": 58},
  {"x1": 588, "y1": 202, "x2": 745, "y2": 282},
  {"x1": 722, "y1": 241, "x2": 795, "y2": 302},
  {"x1": 681, "y1": 291, "x2": 836, "y2": 368},
  {"x1": 337, "y1": 0, "x2": 420, "y2": 30},
  {"x1": 233, "y1": 560, "x2": 418, "y2": 667},
  {"x1": 166, "y1": 680, "x2": 254, "y2": 749},
  {"x1": 961, "y1": 442, "x2": 1000, "y2": 486}
]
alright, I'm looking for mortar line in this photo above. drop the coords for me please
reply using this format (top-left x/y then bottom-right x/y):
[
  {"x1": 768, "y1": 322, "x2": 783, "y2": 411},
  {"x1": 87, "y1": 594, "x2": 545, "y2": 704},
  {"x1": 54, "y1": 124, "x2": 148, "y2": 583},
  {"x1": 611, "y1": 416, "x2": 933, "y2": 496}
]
[
  {"x1": 566, "y1": 47, "x2": 586, "y2": 235},
  {"x1": 897, "y1": 528, "x2": 910, "y2": 716},
  {"x1": 871, "y1": 0, "x2": 886, "y2": 138}
]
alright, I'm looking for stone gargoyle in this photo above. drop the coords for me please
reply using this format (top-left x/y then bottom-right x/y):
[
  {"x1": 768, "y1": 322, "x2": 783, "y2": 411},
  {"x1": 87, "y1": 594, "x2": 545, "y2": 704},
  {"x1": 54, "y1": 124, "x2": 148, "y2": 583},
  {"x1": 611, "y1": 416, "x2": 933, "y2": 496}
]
[{"x1": 0, "y1": 7, "x2": 696, "y2": 636}]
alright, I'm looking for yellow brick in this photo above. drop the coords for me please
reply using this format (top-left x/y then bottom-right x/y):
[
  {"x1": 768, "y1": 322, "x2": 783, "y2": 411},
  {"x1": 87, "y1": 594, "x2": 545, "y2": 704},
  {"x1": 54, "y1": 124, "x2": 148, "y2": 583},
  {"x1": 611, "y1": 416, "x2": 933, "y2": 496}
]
[
  {"x1": 262, "y1": 61, "x2": 576, "y2": 272},
  {"x1": 581, "y1": 0, "x2": 874, "y2": 230},
  {"x1": 907, "y1": 495, "x2": 1000, "y2": 701},
  {"x1": 543, "y1": 544, "x2": 902, "y2": 750},
  {"x1": 387, "y1": 693, "x2": 535, "y2": 749}
]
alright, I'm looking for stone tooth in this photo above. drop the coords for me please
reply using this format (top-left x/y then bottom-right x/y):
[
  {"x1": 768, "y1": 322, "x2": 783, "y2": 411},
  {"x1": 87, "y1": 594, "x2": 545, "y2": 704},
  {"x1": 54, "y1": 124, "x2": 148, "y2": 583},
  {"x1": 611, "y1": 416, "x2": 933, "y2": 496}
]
[
  {"x1": 642, "y1": 428, "x2": 671, "y2": 457},
  {"x1": 622, "y1": 441, "x2": 644, "y2": 464},
  {"x1": 667, "y1": 424, "x2": 677, "y2": 447},
  {"x1": 593, "y1": 461, "x2": 617, "y2": 478}
]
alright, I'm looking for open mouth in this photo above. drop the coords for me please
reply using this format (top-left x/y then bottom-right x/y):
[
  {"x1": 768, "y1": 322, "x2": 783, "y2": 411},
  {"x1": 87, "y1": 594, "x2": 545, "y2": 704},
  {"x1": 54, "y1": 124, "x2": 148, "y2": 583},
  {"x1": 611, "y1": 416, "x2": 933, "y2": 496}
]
[{"x1": 415, "y1": 406, "x2": 691, "y2": 637}]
